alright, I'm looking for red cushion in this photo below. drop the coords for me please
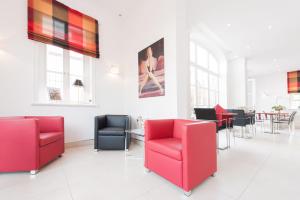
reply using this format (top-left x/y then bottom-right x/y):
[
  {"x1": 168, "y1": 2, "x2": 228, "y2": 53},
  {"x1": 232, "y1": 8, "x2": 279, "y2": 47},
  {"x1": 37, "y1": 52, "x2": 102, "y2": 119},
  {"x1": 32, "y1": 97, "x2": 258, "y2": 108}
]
[
  {"x1": 214, "y1": 104, "x2": 226, "y2": 114},
  {"x1": 215, "y1": 104, "x2": 227, "y2": 127},
  {"x1": 148, "y1": 138, "x2": 182, "y2": 161},
  {"x1": 39, "y1": 132, "x2": 64, "y2": 147}
]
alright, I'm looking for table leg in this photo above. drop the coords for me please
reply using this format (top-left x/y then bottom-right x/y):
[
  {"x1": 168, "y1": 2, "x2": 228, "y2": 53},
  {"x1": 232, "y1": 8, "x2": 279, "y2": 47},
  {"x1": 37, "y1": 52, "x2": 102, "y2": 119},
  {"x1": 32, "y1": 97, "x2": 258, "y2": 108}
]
[
  {"x1": 264, "y1": 115, "x2": 276, "y2": 134},
  {"x1": 125, "y1": 131, "x2": 128, "y2": 151},
  {"x1": 271, "y1": 115, "x2": 274, "y2": 134}
]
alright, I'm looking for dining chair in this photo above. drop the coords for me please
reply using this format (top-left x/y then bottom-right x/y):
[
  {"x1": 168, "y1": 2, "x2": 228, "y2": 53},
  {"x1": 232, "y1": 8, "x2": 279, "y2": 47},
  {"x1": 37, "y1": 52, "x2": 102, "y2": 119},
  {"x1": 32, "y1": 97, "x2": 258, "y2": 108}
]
[
  {"x1": 273, "y1": 111, "x2": 297, "y2": 133},
  {"x1": 255, "y1": 113, "x2": 265, "y2": 132},
  {"x1": 226, "y1": 109, "x2": 254, "y2": 138},
  {"x1": 194, "y1": 108, "x2": 230, "y2": 150}
]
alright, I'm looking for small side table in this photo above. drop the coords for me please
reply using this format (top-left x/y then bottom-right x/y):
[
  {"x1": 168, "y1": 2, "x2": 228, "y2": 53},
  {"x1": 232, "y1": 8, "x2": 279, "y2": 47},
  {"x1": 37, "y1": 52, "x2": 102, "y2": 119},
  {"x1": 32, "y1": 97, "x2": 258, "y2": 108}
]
[{"x1": 125, "y1": 128, "x2": 145, "y2": 151}]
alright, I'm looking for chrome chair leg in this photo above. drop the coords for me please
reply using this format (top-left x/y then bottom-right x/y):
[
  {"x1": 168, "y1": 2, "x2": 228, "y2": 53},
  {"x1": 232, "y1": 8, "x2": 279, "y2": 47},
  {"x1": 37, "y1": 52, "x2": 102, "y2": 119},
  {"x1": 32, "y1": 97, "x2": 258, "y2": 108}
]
[
  {"x1": 30, "y1": 170, "x2": 38, "y2": 175},
  {"x1": 184, "y1": 190, "x2": 192, "y2": 197}
]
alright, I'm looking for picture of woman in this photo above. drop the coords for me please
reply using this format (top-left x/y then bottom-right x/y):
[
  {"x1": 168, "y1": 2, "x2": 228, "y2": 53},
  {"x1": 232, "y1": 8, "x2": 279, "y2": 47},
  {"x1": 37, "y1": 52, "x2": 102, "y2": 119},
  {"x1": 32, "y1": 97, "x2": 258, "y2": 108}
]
[{"x1": 138, "y1": 38, "x2": 165, "y2": 98}]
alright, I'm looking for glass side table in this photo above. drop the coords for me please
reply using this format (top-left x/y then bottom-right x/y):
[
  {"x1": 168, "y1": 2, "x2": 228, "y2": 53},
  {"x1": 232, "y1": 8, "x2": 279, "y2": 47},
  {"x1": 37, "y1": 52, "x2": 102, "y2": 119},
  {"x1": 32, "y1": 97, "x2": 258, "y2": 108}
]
[{"x1": 125, "y1": 128, "x2": 144, "y2": 151}]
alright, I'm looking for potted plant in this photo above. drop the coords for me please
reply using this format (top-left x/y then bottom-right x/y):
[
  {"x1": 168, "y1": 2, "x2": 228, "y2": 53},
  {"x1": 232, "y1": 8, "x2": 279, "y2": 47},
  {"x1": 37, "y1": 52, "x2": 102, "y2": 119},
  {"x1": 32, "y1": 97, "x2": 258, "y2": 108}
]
[{"x1": 272, "y1": 105, "x2": 285, "y2": 113}]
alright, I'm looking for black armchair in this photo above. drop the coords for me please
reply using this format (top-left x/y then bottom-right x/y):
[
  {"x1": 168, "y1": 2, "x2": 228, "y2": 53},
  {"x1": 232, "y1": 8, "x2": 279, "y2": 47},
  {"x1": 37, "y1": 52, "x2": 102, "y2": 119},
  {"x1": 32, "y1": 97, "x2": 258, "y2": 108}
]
[
  {"x1": 94, "y1": 115, "x2": 131, "y2": 150},
  {"x1": 226, "y1": 109, "x2": 253, "y2": 138},
  {"x1": 194, "y1": 108, "x2": 227, "y2": 132},
  {"x1": 227, "y1": 109, "x2": 251, "y2": 126},
  {"x1": 194, "y1": 108, "x2": 231, "y2": 150}
]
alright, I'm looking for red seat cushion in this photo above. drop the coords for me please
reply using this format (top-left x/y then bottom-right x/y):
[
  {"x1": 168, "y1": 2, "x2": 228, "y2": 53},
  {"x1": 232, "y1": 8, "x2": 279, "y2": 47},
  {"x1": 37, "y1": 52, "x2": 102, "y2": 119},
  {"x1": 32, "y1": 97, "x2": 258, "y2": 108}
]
[
  {"x1": 215, "y1": 104, "x2": 227, "y2": 127},
  {"x1": 40, "y1": 132, "x2": 64, "y2": 147},
  {"x1": 148, "y1": 138, "x2": 182, "y2": 161}
]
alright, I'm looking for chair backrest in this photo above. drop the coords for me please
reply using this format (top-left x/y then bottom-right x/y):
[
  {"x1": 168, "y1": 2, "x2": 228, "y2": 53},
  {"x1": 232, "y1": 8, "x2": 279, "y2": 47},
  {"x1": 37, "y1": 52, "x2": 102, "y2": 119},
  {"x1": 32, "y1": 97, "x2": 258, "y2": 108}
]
[
  {"x1": 0, "y1": 116, "x2": 26, "y2": 120},
  {"x1": 194, "y1": 108, "x2": 217, "y2": 121},
  {"x1": 263, "y1": 112, "x2": 269, "y2": 120},
  {"x1": 227, "y1": 109, "x2": 248, "y2": 126},
  {"x1": 288, "y1": 111, "x2": 297, "y2": 125},
  {"x1": 106, "y1": 115, "x2": 129, "y2": 129},
  {"x1": 173, "y1": 119, "x2": 195, "y2": 139},
  {"x1": 256, "y1": 113, "x2": 262, "y2": 120},
  {"x1": 227, "y1": 109, "x2": 245, "y2": 117},
  {"x1": 25, "y1": 116, "x2": 64, "y2": 133}
]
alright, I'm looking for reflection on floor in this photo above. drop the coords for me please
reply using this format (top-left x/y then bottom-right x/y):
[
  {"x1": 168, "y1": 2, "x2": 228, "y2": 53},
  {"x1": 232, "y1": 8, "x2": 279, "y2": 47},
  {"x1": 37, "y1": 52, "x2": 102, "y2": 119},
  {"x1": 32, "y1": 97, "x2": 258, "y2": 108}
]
[{"x1": 1, "y1": 127, "x2": 300, "y2": 200}]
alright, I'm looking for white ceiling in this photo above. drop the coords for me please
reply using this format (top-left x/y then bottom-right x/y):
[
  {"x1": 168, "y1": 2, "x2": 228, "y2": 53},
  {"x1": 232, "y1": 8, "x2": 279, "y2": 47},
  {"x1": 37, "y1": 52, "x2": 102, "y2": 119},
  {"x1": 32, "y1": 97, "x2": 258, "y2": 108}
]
[{"x1": 188, "y1": 0, "x2": 300, "y2": 77}]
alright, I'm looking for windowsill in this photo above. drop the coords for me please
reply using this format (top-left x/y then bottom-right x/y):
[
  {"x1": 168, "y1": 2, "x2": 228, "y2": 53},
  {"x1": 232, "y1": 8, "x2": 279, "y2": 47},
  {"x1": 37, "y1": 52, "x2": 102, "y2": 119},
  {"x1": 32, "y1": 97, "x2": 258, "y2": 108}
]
[{"x1": 32, "y1": 102, "x2": 97, "y2": 107}]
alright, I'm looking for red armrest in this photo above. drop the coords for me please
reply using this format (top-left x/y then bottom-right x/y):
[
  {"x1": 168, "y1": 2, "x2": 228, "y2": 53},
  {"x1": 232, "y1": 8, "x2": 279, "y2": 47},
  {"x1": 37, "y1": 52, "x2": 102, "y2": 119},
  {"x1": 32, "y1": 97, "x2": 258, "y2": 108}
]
[
  {"x1": 26, "y1": 116, "x2": 64, "y2": 133},
  {"x1": 144, "y1": 119, "x2": 174, "y2": 141},
  {"x1": 181, "y1": 121, "x2": 217, "y2": 191},
  {"x1": 0, "y1": 119, "x2": 40, "y2": 171}
]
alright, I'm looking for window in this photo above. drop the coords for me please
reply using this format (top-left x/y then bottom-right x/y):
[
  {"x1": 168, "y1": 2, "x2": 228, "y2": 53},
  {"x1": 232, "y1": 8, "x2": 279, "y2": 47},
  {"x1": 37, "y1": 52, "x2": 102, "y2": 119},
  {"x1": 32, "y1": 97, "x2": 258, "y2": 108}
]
[
  {"x1": 35, "y1": 44, "x2": 95, "y2": 105},
  {"x1": 190, "y1": 41, "x2": 220, "y2": 113},
  {"x1": 69, "y1": 51, "x2": 84, "y2": 102},
  {"x1": 290, "y1": 94, "x2": 300, "y2": 109},
  {"x1": 46, "y1": 45, "x2": 64, "y2": 99}
]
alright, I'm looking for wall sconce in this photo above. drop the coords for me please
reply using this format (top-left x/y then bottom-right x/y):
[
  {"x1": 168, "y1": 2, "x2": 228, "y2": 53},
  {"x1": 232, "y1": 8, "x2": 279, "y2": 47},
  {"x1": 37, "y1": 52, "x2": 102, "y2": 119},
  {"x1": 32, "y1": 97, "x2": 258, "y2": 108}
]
[{"x1": 109, "y1": 65, "x2": 120, "y2": 75}]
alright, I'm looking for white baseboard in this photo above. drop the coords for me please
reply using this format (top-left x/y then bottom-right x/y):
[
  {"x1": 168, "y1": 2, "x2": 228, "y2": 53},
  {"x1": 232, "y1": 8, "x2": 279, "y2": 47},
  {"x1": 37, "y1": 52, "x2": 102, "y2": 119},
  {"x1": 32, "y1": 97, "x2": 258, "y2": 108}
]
[
  {"x1": 65, "y1": 139, "x2": 94, "y2": 148},
  {"x1": 65, "y1": 138, "x2": 144, "y2": 149}
]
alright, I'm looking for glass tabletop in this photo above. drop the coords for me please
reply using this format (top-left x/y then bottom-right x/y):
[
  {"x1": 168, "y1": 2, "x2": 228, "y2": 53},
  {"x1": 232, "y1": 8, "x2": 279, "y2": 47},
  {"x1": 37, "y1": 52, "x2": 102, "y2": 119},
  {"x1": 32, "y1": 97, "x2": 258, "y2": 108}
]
[{"x1": 127, "y1": 128, "x2": 144, "y2": 137}]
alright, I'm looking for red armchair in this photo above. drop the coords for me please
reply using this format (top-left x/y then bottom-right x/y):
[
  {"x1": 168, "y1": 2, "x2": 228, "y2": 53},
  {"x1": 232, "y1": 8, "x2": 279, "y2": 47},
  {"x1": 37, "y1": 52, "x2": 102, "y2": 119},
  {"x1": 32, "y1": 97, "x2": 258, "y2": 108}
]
[
  {"x1": 0, "y1": 116, "x2": 64, "y2": 175},
  {"x1": 144, "y1": 119, "x2": 217, "y2": 196}
]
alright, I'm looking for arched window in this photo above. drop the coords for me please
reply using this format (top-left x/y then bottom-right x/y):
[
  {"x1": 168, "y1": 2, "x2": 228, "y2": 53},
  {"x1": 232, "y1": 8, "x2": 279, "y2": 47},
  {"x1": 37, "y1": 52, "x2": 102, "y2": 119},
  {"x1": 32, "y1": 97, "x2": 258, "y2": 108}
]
[{"x1": 190, "y1": 41, "x2": 220, "y2": 113}]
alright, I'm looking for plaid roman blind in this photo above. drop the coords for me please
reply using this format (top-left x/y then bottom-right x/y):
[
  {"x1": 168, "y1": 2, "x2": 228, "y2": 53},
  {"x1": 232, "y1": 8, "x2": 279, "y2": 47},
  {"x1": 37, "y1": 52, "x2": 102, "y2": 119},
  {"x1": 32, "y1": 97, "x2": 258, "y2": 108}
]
[
  {"x1": 28, "y1": 0, "x2": 100, "y2": 58},
  {"x1": 287, "y1": 71, "x2": 300, "y2": 93}
]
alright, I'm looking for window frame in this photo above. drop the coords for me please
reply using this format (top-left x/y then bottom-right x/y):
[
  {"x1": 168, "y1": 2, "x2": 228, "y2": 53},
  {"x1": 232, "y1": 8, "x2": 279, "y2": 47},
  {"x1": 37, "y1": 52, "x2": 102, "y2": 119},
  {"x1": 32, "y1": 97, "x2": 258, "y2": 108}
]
[
  {"x1": 33, "y1": 43, "x2": 96, "y2": 106},
  {"x1": 290, "y1": 93, "x2": 300, "y2": 109},
  {"x1": 189, "y1": 40, "x2": 220, "y2": 112}
]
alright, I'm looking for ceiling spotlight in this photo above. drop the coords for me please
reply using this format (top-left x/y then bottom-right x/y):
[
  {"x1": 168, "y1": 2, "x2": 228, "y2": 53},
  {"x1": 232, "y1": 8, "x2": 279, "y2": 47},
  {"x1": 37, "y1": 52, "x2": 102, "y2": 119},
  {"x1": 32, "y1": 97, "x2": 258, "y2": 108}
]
[
  {"x1": 268, "y1": 25, "x2": 273, "y2": 30},
  {"x1": 109, "y1": 65, "x2": 120, "y2": 75}
]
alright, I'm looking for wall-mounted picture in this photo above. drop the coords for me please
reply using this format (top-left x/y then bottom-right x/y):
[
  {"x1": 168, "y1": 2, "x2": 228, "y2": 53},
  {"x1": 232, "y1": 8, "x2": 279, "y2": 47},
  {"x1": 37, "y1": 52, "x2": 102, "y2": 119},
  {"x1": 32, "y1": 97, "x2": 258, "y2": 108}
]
[
  {"x1": 48, "y1": 87, "x2": 62, "y2": 101},
  {"x1": 138, "y1": 38, "x2": 165, "y2": 98}
]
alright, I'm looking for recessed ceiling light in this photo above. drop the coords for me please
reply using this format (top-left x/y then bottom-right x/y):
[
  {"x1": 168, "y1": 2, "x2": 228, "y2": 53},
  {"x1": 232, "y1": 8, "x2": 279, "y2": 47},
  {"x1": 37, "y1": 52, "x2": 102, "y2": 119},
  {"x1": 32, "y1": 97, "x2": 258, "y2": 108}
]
[
  {"x1": 246, "y1": 45, "x2": 251, "y2": 49},
  {"x1": 273, "y1": 58, "x2": 277, "y2": 62},
  {"x1": 268, "y1": 25, "x2": 273, "y2": 30},
  {"x1": 227, "y1": 23, "x2": 231, "y2": 27}
]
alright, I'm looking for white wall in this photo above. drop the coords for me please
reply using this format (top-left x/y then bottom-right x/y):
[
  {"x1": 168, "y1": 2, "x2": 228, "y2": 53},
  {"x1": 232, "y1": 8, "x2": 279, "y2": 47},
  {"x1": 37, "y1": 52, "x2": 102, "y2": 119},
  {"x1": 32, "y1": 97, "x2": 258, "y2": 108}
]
[
  {"x1": 254, "y1": 72, "x2": 289, "y2": 112},
  {"x1": 176, "y1": 0, "x2": 190, "y2": 118},
  {"x1": 0, "y1": 0, "x2": 126, "y2": 143},
  {"x1": 253, "y1": 72, "x2": 300, "y2": 128},
  {"x1": 227, "y1": 58, "x2": 247, "y2": 108},
  {"x1": 121, "y1": 0, "x2": 180, "y2": 125},
  {"x1": 0, "y1": 0, "x2": 231, "y2": 142}
]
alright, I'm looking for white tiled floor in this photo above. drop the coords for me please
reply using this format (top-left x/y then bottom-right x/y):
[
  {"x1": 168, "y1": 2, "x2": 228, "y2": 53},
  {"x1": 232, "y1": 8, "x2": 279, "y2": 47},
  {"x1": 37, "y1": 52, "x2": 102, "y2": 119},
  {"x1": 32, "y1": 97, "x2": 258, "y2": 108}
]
[{"x1": 1, "y1": 127, "x2": 300, "y2": 200}]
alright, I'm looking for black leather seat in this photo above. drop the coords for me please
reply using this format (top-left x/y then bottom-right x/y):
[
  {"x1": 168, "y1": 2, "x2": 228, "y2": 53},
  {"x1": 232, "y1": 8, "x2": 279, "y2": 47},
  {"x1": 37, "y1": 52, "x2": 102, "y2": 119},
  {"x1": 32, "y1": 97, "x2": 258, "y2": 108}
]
[
  {"x1": 98, "y1": 127, "x2": 125, "y2": 136},
  {"x1": 94, "y1": 115, "x2": 131, "y2": 150}
]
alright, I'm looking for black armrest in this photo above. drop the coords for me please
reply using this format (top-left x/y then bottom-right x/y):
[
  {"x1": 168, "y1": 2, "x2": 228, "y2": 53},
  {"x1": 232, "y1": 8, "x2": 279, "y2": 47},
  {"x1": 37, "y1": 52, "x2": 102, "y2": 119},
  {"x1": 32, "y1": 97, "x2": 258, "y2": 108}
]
[
  {"x1": 94, "y1": 115, "x2": 106, "y2": 149},
  {"x1": 95, "y1": 115, "x2": 106, "y2": 131},
  {"x1": 125, "y1": 116, "x2": 131, "y2": 131}
]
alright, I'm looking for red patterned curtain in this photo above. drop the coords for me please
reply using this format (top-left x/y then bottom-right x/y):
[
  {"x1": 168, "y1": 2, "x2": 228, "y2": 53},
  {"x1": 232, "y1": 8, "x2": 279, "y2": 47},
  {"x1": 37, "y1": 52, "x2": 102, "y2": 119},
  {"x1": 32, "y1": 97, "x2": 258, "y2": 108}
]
[
  {"x1": 28, "y1": 0, "x2": 100, "y2": 58},
  {"x1": 287, "y1": 71, "x2": 300, "y2": 93}
]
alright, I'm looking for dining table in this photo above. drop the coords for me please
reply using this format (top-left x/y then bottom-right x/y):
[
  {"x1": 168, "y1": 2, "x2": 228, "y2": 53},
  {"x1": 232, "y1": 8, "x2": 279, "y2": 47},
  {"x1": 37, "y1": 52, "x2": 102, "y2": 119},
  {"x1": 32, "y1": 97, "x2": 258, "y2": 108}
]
[{"x1": 256, "y1": 112, "x2": 289, "y2": 134}]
